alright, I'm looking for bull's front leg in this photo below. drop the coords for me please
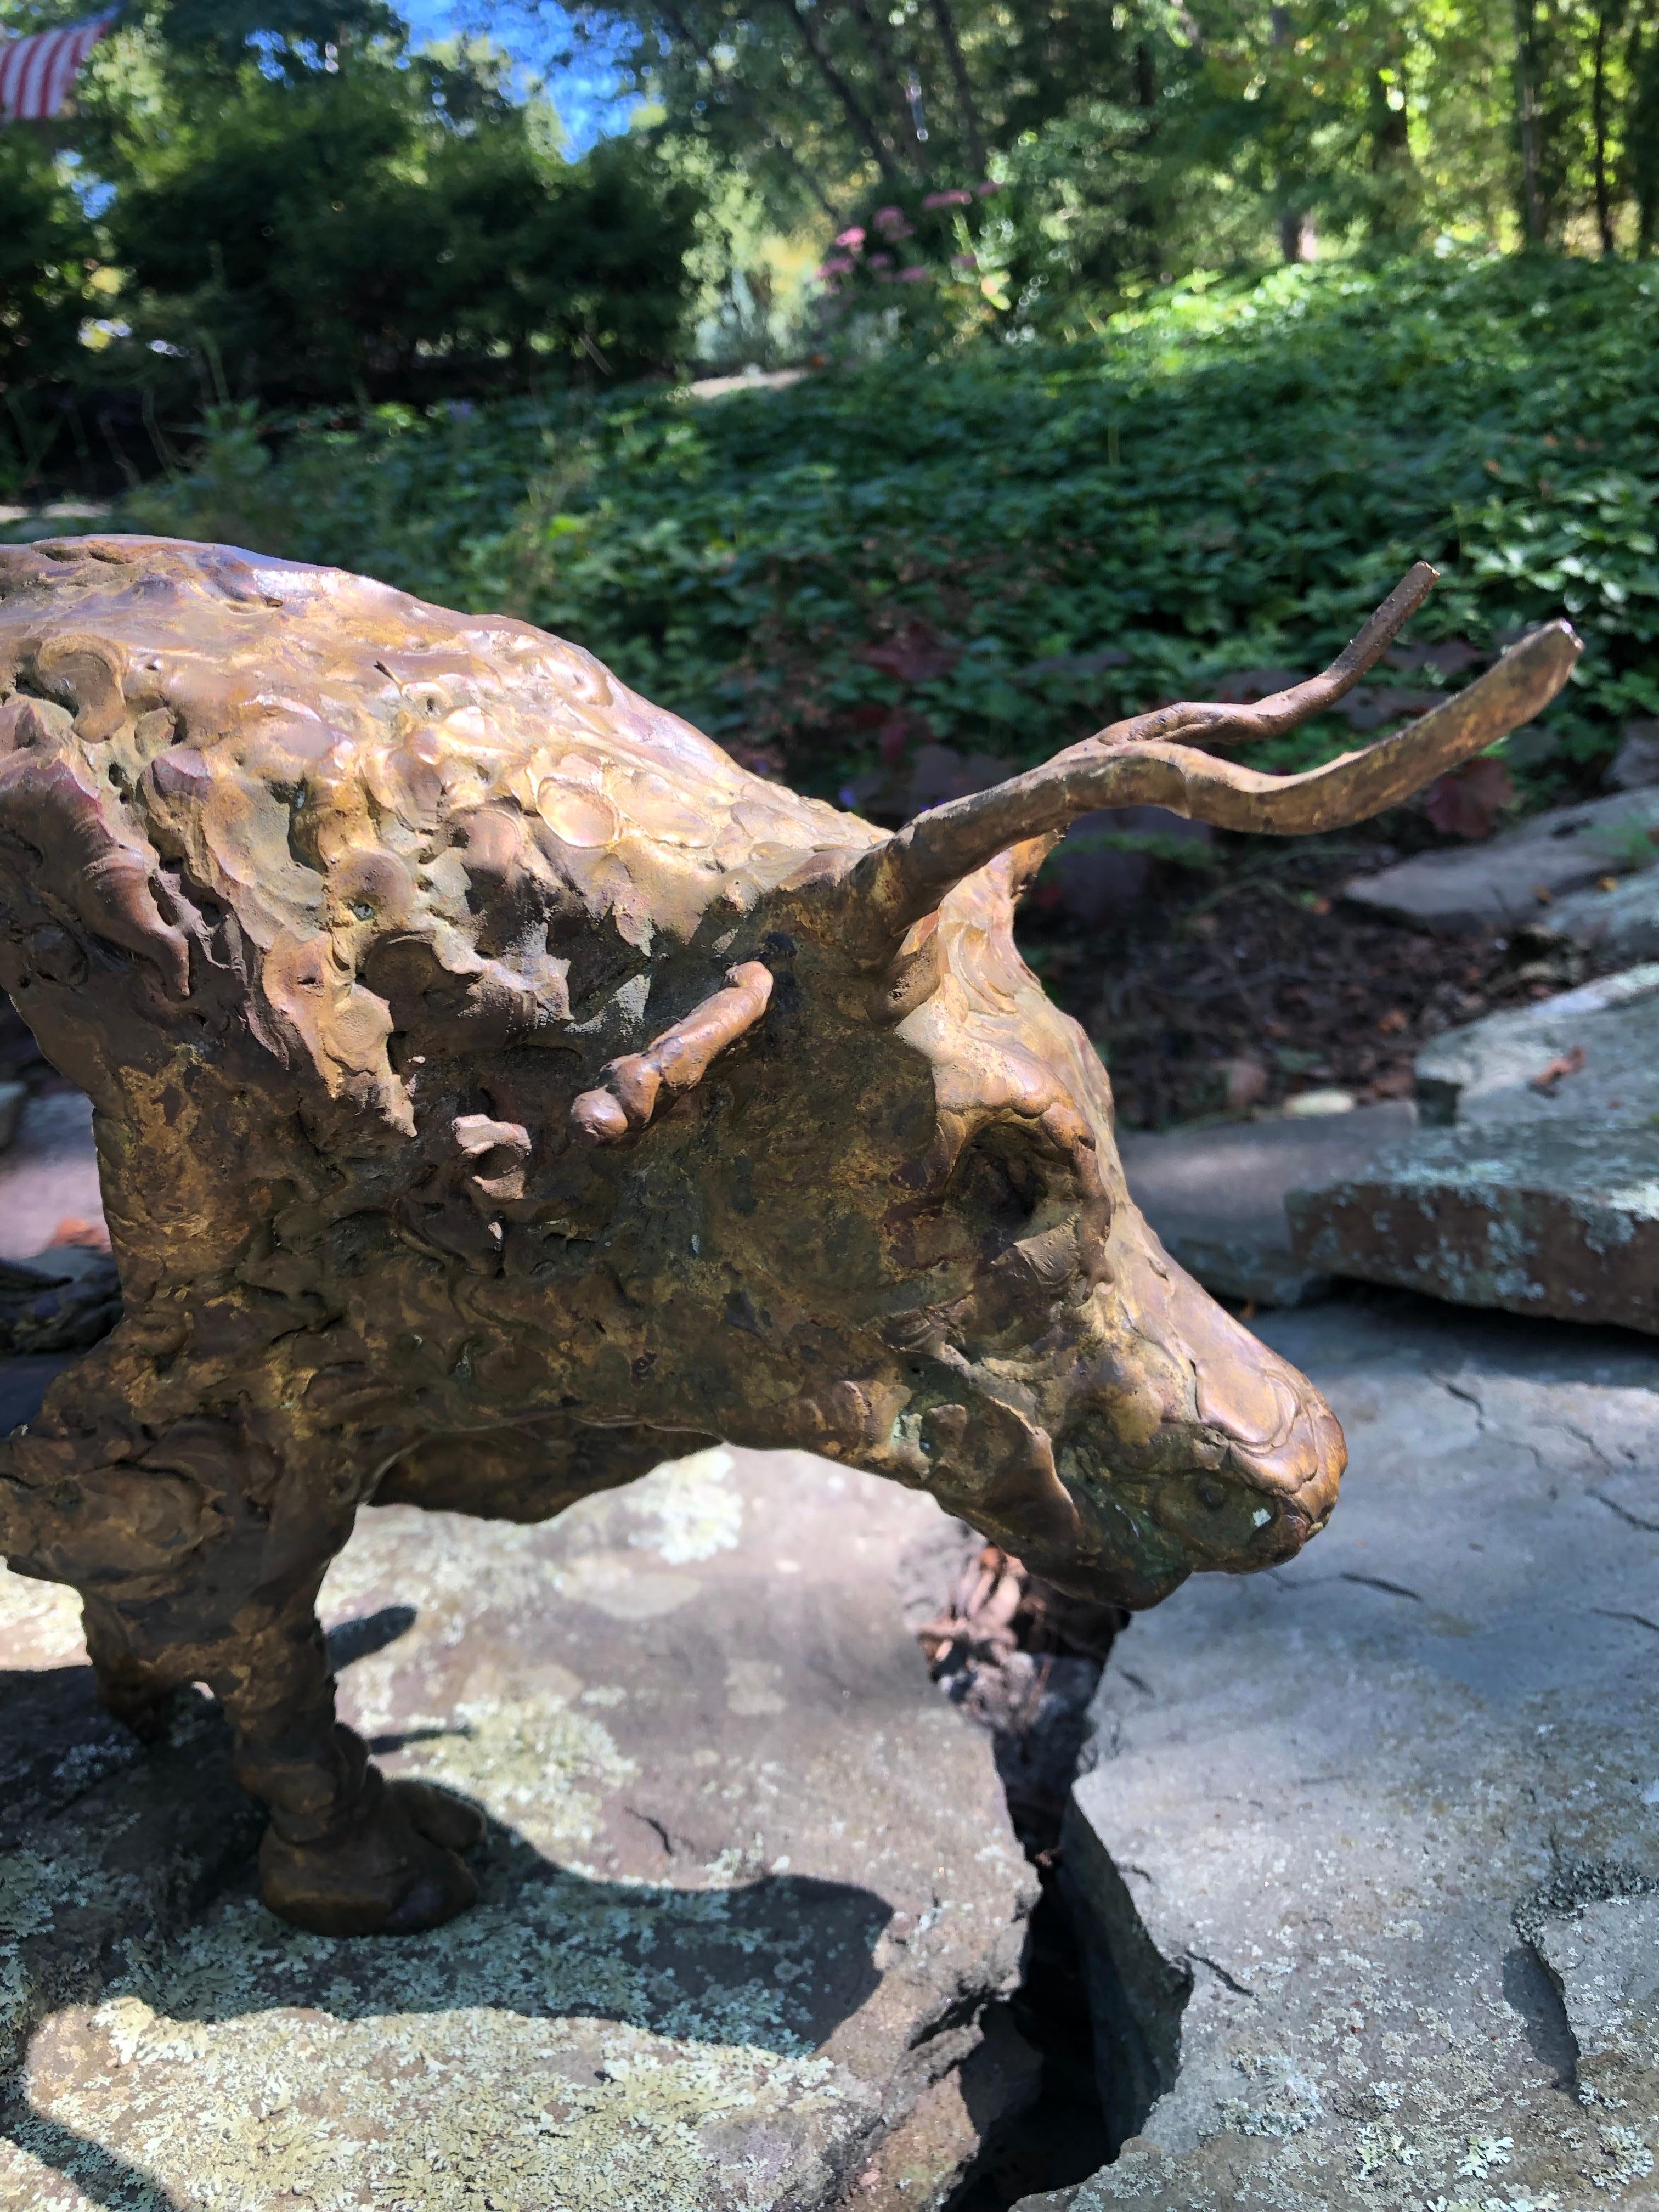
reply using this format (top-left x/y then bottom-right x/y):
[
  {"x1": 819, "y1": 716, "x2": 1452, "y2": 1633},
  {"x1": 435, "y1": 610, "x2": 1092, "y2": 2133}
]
[
  {"x1": 6, "y1": 1408, "x2": 484, "y2": 1935},
  {"x1": 84, "y1": 1577, "x2": 483, "y2": 1934},
  {"x1": 208, "y1": 1596, "x2": 486, "y2": 1936}
]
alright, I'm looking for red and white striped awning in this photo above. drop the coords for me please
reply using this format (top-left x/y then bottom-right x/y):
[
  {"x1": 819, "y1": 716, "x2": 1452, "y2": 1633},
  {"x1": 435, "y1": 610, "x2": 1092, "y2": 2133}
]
[{"x1": 0, "y1": 10, "x2": 119, "y2": 122}]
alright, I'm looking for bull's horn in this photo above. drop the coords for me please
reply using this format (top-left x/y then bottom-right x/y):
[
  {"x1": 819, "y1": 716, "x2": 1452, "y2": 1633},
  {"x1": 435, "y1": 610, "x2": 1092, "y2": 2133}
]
[
  {"x1": 1082, "y1": 558, "x2": 1440, "y2": 755},
  {"x1": 844, "y1": 610, "x2": 1579, "y2": 952}
]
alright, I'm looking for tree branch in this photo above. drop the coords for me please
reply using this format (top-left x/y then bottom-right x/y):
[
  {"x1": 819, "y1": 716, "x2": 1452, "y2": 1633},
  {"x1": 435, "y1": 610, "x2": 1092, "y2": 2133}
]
[
  {"x1": 775, "y1": 0, "x2": 904, "y2": 177},
  {"x1": 661, "y1": 2, "x2": 843, "y2": 221},
  {"x1": 927, "y1": 0, "x2": 985, "y2": 176}
]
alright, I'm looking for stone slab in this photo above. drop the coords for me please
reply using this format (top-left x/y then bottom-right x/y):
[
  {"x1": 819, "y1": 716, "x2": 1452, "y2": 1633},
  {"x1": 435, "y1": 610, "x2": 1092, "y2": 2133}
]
[
  {"x1": 1342, "y1": 788, "x2": 1659, "y2": 934},
  {"x1": 1286, "y1": 1121, "x2": 1659, "y2": 1333},
  {"x1": 1119, "y1": 1104, "x2": 1417, "y2": 1307},
  {"x1": 0, "y1": 1091, "x2": 103, "y2": 1259},
  {"x1": 1533, "y1": 867, "x2": 1659, "y2": 969},
  {"x1": 1017, "y1": 1298, "x2": 1659, "y2": 2211},
  {"x1": 0, "y1": 1446, "x2": 1038, "y2": 2210},
  {"x1": 1414, "y1": 961, "x2": 1659, "y2": 1126}
]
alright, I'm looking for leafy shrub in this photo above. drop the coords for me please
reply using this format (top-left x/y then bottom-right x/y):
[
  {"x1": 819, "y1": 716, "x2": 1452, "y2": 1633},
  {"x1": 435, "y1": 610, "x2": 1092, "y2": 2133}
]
[
  {"x1": 0, "y1": 133, "x2": 101, "y2": 491},
  {"x1": 120, "y1": 252, "x2": 1659, "y2": 799},
  {"x1": 98, "y1": 26, "x2": 702, "y2": 403}
]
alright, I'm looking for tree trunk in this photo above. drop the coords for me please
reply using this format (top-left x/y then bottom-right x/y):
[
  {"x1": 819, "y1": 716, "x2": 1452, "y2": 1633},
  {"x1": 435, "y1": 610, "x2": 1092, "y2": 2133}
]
[
  {"x1": 929, "y1": 0, "x2": 987, "y2": 177},
  {"x1": 777, "y1": 0, "x2": 904, "y2": 178},
  {"x1": 1270, "y1": 5, "x2": 1310, "y2": 263},
  {"x1": 662, "y1": 3, "x2": 843, "y2": 222},
  {"x1": 1593, "y1": 0, "x2": 1616, "y2": 253},
  {"x1": 1514, "y1": 0, "x2": 1548, "y2": 242},
  {"x1": 846, "y1": 0, "x2": 929, "y2": 165}
]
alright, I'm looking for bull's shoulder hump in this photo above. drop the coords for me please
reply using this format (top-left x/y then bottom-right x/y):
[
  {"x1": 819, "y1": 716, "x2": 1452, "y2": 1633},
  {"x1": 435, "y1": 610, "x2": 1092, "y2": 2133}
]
[{"x1": 0, "y1": 535, "x2": 877, "y2": 968}]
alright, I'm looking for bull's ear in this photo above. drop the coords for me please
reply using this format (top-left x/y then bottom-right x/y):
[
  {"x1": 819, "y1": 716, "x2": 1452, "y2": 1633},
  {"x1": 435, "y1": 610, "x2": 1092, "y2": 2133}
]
[{"x1": 833, "y1": 566, "x2": 1580, "y2": 958}]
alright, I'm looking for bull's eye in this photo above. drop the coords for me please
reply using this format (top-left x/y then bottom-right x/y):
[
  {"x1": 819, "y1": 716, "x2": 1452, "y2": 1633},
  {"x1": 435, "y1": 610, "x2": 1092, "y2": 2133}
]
[{"x1": 1197, "y1": 1476, "x2": 1228, "y2": 1511}]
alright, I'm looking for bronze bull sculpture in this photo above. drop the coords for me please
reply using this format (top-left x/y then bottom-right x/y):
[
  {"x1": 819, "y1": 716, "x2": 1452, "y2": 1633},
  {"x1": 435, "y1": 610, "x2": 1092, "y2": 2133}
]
[{"x1": 0, "y1": 537, "x2": 1576, "y2": 1934}]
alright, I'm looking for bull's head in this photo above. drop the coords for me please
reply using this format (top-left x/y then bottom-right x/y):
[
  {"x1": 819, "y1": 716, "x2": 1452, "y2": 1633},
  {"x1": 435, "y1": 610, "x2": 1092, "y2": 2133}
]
[{"x1": 561, "y1": 565, "x2": 1578, "y2": 1609}]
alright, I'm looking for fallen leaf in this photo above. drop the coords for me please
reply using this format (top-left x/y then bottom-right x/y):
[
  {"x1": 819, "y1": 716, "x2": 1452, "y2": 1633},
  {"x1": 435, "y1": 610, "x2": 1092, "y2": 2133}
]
[
  {"x1": 1376, "y1": 1007, "x2": 1409, "y2": 1035},
  {"x1": 1425, "y1": 756, "x2": 1515, "y2": 840},
  {"x1": 1221, "y1": 1054, "x2": 1270, "y2": 1112},
  {"x1": 1368, "y1": 1064, "x2": 1417, "y2": 1099},
  {"x1": 1529, "y1": 1045, "x2": 1585, "y2": 1094},
  {"x1": 50, "y1": 1215, "x2": 110, "y2": 1251},
  {"x1": 1531, "y1": 884, "x2": 1554, "y2": 906},
  {"x1": 1598, "y1": 874, "x2": 1618, "y2": 891}
]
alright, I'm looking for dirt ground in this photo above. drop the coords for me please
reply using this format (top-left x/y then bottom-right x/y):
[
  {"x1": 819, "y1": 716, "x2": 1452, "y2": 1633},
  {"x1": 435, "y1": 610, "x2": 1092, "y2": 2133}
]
[{"x1": 1016, "y1": 822, "x2": 1580, "y2": 1130}]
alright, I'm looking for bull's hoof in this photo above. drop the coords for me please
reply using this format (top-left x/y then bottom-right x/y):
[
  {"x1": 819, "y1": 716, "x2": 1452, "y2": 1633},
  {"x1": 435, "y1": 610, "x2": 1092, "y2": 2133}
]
[{"x1": 258, "y1": 1772, "x2": 482, "y2": 1936}]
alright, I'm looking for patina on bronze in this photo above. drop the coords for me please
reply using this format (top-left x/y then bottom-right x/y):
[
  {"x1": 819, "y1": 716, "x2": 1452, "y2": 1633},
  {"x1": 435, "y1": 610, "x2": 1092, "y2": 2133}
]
[{"x1": 0, "y1": 538, "x2": 1577, "y2": 1935}]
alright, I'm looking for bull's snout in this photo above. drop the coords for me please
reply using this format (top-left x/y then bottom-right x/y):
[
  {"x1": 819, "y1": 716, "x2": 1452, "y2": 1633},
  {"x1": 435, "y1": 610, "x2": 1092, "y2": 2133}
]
[{"x1": 1051, "y1": 1224, "x2": 1346, "y2": 1598}]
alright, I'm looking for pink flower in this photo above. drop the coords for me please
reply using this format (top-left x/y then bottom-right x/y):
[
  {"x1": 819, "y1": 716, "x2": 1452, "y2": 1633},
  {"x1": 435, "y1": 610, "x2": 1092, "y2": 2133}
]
[
  {"x1": 950, "y1": 251, "x2": 978, "y2": 271},
  {"x1": 817, "y1": 256, "x2": 856, "y2": 276},
  {"x1": 834, "y1": 226, "x2": 866, "y2": 249},
  {"x1": 922, "y1": 188, "x2": 973, "y2": 209},
  {"x1": 867, "y1": 251, "x2": 894, "y2": 268},
  {"x1": 974, "y1": 179, "x2": 1001, "y2": 196},
  {"x1": 896, "y1": 264, "x2": 930, "y2": 281},
  {"x1": 873, "y1": 204, "x2": 904, "y2": 227}
]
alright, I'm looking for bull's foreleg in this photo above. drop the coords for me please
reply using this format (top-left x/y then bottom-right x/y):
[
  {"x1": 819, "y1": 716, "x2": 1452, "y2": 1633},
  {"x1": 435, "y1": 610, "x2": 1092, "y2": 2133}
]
[
  {"x1": 81, "y1": 1577, "x2": 484, "y2": 1936},
  {"x1": 83, "y1": 1592, "x2": 178, "y2": 1742},
  {"x1": 207, "y1": 1595, "x2": 486, "y2": 1937}
]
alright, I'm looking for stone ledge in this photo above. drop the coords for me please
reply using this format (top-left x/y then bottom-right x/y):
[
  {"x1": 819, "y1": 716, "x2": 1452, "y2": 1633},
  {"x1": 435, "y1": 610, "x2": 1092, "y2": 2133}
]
[
  {"x1": 1015, "y1": 1299, "x2": 1659, "y2": 2211},
  {"x1": 1120, "y1": 1104, "x2": 1416, "y2": 1308},
  {"x1": 1286, "y1": 1120, "x2": 1659, "y2": 1333}
]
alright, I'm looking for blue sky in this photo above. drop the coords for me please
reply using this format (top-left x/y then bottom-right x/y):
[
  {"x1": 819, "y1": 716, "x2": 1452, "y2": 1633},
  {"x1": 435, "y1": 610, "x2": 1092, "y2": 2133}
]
[{"x1": 397, "y1": 0, "x2": 636, "y2": 152}]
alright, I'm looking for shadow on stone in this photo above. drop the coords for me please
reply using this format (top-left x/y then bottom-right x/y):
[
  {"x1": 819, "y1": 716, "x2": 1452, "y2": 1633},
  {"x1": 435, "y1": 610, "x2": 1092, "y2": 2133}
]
[
  {"x1": 1500, "y1": 1942, "x2": 1579, "y2": 2088},
  {"x1": 2, "y1": 1633, "x2": 893, "y2": 2209},
  {"x1": 0, "y1": 2111, "x2": 162, "y2": 2212},
  {"x1": 323, "y1": 1602, "x2": 417, "y2": 1673},
  {"x1": 4, "y1": 1451, "x2": 1043, "y2": 2208}
]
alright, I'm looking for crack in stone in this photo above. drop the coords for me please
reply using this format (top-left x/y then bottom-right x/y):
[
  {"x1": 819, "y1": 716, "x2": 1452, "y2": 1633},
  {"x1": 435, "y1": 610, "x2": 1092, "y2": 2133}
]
[
  {"x1": 1590, "y1": 1605, "x2": 1659, "y2": 1635},
  {"x1": 1591, "y1": 1488, "x2": 1659, "y2": 1532},
  {"x1": 1340, "y1": 1571, "x2": 1424, "y2": 1602},
  {"x1": 1186, "y1": 1951, "x2": 1257, "y2": 2000}
]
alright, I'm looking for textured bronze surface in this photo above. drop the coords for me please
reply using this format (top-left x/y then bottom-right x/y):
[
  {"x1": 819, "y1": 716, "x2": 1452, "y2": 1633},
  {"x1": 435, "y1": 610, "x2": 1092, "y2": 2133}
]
[{"x1": 0, "y1": 537, "x2": 1577, "y2": 1934}]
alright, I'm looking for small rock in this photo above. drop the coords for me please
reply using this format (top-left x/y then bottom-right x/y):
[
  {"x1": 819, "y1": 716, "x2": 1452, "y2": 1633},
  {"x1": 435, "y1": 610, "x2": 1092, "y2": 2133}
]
[
  {"x1": 1119, "y1": 1103, "x2": 1415, "y2": 1308},
  {"x1": 1280, "y1": 1087, "x2": 1355, "y2": 1118},
  {"x1": 1342, "y1": 787, "x2": 1659, "y2": 933},
  {"x1": 1607, "y1": 718, "x2": 1659, "y2": 791}
]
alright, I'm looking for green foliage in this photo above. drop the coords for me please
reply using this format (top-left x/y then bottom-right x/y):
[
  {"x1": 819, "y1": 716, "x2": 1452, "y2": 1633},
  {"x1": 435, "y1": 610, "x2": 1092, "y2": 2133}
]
[
  {"x1": 115, "y1": 254, "x2": 1659, "y2": 800},
  {"x1": 0, "y1": 131, "x2": 99, "y2": 465},
  {"x1": 83, "y1": 10, "x2": 702, "y2": 404},
  {"x1": 565, "y1": 0, "x2": 1659, "y2": 347}
]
